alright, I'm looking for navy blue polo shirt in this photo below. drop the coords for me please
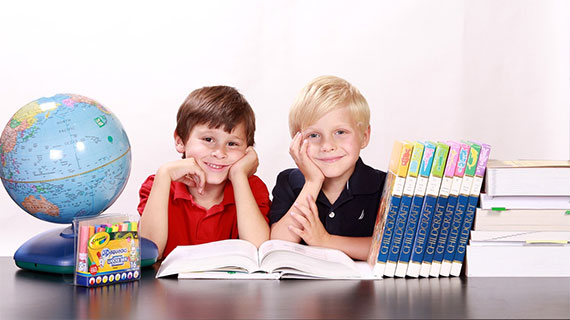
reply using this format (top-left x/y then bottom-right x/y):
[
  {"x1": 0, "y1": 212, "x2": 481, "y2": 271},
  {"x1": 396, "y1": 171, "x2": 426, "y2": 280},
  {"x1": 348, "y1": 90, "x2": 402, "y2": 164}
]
[{"x1": 269, "y1": 158, "x2": 386, "y2": 237}]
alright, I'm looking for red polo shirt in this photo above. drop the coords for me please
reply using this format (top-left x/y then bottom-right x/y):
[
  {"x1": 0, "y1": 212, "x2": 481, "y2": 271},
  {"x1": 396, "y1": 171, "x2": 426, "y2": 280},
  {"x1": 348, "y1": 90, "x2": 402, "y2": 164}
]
[{"x1": 138, "y1": 174, "x2": 271, "y2": 258}]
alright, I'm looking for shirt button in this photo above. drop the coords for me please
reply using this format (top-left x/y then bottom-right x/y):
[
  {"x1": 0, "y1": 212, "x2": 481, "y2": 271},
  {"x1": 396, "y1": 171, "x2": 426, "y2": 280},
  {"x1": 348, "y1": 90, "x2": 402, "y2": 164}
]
[{"x1": 329, "y1": 211, "x2": 335, "y2": 218}]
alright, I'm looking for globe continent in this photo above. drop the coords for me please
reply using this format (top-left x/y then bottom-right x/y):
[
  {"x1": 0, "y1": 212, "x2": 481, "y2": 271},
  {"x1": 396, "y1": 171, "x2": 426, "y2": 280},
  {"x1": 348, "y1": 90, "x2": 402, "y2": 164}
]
[{"x1": 0, "y1": 94, "x2": 131, "y2": 224}]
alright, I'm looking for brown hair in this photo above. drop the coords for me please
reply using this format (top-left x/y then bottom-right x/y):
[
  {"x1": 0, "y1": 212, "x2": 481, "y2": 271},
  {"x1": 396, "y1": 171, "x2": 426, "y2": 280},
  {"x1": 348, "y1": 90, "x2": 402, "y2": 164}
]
[{"x1": 176, "y1": 86, "x2": 256, "y2": 146}]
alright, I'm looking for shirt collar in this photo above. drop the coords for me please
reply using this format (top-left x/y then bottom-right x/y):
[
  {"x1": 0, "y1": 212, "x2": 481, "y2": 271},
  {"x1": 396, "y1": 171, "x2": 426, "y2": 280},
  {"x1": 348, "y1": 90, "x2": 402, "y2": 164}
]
[
  {"x1": 172, "y1": 181, "x2": 236, "y2": 206},
  {"x1": 345, "y1": 157, "x2": 382, "y2": 195},
  {"x1": 289, "y1": 157, "x2": 381, "y2": 196}
]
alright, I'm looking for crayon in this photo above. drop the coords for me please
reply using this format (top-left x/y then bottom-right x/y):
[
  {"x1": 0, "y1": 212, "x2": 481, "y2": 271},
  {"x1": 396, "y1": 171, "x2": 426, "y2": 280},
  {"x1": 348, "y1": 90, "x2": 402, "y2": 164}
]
[
  {"x1": 77, "y1": 226, "x2": 89, "y2": 272},
  {"x1": 87, "y1": 226, "x2": 95, "y2": 266}
]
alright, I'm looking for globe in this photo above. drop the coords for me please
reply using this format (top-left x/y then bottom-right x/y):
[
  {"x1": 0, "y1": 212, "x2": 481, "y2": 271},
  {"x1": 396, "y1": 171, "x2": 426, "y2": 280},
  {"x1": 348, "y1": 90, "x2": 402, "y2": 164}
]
[
  {"x1": 0, "y1": 94, "x2": 158, "y2": 274},
  {"x1": 0, "y1": 94, "x2": 131, "y2": 224}
]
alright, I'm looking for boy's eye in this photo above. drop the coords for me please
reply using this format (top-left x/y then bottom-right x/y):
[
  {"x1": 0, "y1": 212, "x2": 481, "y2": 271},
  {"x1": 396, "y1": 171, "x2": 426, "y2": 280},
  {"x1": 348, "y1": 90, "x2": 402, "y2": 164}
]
[
  {"x1": 202, "y1": 137, "x2": 214, "y2": 143},
  {"x1": 307, "y1": 133, "x2": 320, "y2": 139},
  {"x1": 335, "y1": 130, "x2": 346, "y2": 135},
  {"x1": 228, "y1": 141, "x2": 240, "y2": 147}
]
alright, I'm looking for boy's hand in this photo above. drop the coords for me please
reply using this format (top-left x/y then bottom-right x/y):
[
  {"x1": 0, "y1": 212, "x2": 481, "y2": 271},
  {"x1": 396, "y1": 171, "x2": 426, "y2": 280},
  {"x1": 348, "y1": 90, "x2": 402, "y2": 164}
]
[
  {"x1": 159, "y1": 157, "x2": 206, "y2": 194},
  {"x1": 229, "y1": 146, "x2": 258, "y2": 181},
  {"x1": 289, "y1": 132, "x2": 324, "y2": 184},
  {"x1": 288, "y1": 195, "x2": 331, "y2": 247}
]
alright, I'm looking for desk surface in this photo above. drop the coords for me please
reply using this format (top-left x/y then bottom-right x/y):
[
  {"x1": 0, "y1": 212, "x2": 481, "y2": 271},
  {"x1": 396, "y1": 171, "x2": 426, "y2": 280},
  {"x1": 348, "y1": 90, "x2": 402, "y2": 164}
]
[{"x1": 1, "y1": 257, "x2": 569, "y2": 319}]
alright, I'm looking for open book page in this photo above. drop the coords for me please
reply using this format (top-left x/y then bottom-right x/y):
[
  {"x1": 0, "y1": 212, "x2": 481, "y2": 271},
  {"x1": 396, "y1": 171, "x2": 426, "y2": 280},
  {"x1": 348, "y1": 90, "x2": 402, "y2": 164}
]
[
  {"x1": 257, "y1": 240, "x2": 374, "y2": 279},
  {"x1": 277, "y1": 262, "x2": 377, "y2": 280},
  {"x1": 179, "y1": 271, "x2": 281, "y2": 280},
  {"x1": 156, "y1": 239, "x2": 260, "y2": 278},
  {"x1": 178, "y1": 261, "x2": 376, "y2": 280}
]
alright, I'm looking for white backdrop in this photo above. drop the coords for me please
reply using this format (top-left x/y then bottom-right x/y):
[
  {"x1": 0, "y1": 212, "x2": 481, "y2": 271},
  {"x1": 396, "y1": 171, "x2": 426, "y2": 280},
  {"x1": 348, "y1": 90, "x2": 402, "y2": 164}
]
[{"x1": 0, "y1": 0, "x2": 568, "y2": 255}]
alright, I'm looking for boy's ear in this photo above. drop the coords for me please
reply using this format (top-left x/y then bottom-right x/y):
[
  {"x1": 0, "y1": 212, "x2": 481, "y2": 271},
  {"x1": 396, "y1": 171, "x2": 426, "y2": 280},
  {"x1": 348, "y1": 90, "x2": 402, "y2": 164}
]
[
  {"x1": 360, "y1": 125, "x2": 371, "y2": 149},
  {"x1": 174, "y1": 131, "x2": 185, "y2": 154}
]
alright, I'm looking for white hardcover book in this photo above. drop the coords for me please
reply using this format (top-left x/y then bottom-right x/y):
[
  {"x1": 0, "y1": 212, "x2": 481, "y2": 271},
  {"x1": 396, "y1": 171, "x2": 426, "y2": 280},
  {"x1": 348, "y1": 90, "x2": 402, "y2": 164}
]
[
  {"x1": 485, "y1": 160, "x2": 570, "y2": 196},
  {"x1": 469, "y1": 230, "x2": 570, "y2": 244},
  {"x1": 474, "y1": 208, "x2": 570, "y2": 231},
  {"x1": 479, "y1": 194, "x2": 570, "y2": 210},
  {"x1": 466, "y1": 245, "x2": 570, "y2": 277}
]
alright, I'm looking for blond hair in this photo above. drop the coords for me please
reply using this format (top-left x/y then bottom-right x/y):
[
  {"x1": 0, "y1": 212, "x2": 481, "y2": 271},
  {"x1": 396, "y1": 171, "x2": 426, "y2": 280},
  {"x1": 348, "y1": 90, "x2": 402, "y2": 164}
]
[{"x1": 288, "y1": 75, "x2": 370, "y2": 137}]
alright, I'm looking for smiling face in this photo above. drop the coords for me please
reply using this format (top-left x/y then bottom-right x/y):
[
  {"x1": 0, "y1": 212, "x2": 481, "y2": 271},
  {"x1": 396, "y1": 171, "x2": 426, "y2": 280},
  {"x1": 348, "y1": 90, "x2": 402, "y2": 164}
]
[
  {"x1": 303, "y1": 107, "x2": 370, "y2": 184},
  {"x1": 175, "y1": 122, "x2": 248, "y2": 186}
]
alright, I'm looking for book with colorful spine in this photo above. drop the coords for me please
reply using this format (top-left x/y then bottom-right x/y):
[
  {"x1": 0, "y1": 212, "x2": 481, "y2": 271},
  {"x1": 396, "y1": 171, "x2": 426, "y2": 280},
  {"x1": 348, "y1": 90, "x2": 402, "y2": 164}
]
[
  {"x1": 394, "y1": 141, "x2": 436, "y2": 277},
  {"x1": 430, "y1": 142, "x2": 470, "y2": 277},
  {"x1": 419, "y1": 141, "x2": 461, "y2": 277},
  {"x1": 383, "y1": 141, "x2": 424, "y2": 277},
  {"x1": 450, "y1": 142, "x2": 491, "y2": 276},
  {"x1": 407, "y1": 142, "x2": 450, "y2": 277},
  {"x1": 367, "y1": 141, "x2": 414, "y2": 277},
  {"x1": 440, "y1": 142, "x2": 480, "y2": 276}
]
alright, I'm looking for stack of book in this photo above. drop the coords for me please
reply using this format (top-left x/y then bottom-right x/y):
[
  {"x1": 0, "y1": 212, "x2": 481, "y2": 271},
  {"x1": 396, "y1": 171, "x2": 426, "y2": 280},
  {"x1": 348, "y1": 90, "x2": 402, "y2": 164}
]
[
  {"x1": 367, "y1": 140, "x2": 491, "y2": 278},
  {"x1": 466, "y1": 160, "x2": 570, "y2": 277}
]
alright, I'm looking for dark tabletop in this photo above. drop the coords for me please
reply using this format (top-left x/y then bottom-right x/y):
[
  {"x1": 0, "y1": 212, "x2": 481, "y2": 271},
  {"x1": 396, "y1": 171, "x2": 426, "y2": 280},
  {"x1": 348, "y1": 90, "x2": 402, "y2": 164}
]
[{"x1": 1, "y1": 257, "x2": 569, "y2": 319}]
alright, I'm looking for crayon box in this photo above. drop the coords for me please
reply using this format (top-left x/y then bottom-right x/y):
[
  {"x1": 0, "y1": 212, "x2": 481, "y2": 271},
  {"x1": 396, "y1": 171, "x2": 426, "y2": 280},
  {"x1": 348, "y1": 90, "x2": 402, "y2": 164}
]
[{"x1": 74, "y1": 214, "x2": 141, "y2": 287}]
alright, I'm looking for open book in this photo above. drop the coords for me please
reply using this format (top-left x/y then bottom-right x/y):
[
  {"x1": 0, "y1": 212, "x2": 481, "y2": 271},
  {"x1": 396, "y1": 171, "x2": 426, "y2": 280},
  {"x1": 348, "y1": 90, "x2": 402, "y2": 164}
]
[{"x1": 155, "y1": 239, "x2": 376, "y2": 280}]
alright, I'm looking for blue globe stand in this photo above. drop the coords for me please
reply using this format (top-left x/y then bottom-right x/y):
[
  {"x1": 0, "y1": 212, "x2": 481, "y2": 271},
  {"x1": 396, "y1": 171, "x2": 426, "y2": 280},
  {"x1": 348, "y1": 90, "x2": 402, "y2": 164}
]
[{"x1": 14, "y1": 225, "x2": 158, "y2": 274}]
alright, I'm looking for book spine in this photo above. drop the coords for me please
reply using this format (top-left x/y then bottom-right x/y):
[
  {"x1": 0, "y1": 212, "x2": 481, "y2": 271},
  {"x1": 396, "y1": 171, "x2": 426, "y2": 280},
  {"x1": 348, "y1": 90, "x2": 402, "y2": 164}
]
[
  {"x1": 369, "y1": 141, "x2": 414, "y2": 277},
  {"x1": 395, "y1": 142, "x2": 436, "y2": 277},
  {"x1": 420, "y1": 142, "x2": 460, "y2": 277},
  {"x1": 384, "y1": 142, "x2": 424, "y2": 277},
  {"x1": 385, "y1": 193, "x2": 412, "y2": 277},
  {"x1": 450, "y1": 143, "x2": 490, "y2": 276},
  {"x1": 441, "y1": 142, "x2": 479, "y2": 277},
  {"x1": 430, "y1": 194, "x2": 458, "y2": 277},
  {"x1": 420, "y1": 193, "x2": 448, "y2": 276},
  {"x1": 441, "y1": 194, "x2": 469, "y2": 276},
  {"x1": 430, "y1": 142, "x2": 470, "y2": 277},
  {"x1": 373, "y1": 193, "x2": 402, "y2": 276},
  {"x1": 406, "y1": 194, "x2": 436, "y2": 277},
  {"x1": 407, "y1": 142, "x2": 449, "y2": 277},
  {"x1": 395, "y1": 194, "x2": 424, "y2": 277}
]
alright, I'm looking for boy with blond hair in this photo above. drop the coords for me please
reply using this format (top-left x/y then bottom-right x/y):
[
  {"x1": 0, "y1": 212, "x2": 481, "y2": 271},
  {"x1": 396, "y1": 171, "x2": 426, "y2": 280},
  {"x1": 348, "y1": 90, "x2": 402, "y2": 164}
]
[
  {"x1": 138, "y1": 86, "x2": 270, "y2": 259},
  {"x1": 270, "y1": 76, "x2": 386, "y2": 260}
]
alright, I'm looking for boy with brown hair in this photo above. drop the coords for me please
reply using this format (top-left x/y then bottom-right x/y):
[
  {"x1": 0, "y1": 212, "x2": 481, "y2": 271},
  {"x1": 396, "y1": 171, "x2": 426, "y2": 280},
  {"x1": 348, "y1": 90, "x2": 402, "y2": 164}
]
[
  {"x1": 270, "y1": 76, "x2": 386, "y2": 260},
  {"x1": 138, "y1": 86, "x2": 270, "y2": 259}
]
